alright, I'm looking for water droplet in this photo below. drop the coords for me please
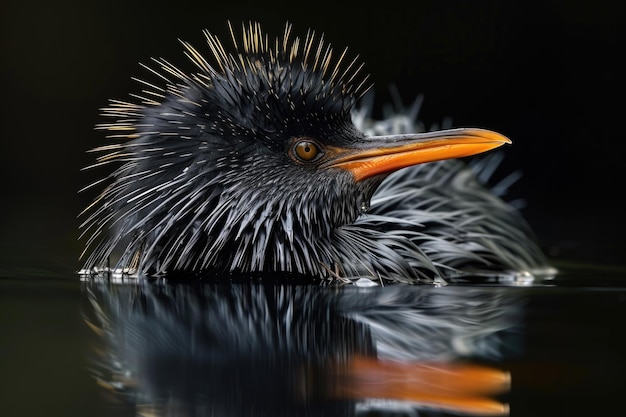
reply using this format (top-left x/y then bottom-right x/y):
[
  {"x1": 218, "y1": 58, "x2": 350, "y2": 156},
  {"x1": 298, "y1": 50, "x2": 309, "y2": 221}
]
[{"x1": 360, "y1": 200, "x2": 370, "y2": 213}]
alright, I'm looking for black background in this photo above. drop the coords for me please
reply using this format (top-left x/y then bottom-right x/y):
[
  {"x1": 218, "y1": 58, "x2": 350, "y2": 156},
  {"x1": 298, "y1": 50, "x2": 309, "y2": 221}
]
[{"x1": 1, "y1": 0, "x2": 625, "y2": 276}]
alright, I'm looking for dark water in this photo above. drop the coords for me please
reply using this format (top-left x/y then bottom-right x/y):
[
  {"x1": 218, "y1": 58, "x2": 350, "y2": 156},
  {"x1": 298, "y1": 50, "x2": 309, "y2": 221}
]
[{"x1": 1, "y1": 264, "x2": 625, "y2": 417}]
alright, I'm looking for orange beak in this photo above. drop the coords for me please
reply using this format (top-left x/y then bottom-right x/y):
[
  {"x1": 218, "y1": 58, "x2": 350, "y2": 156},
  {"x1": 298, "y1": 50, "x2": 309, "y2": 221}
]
[{"x1": 324, "y1": 128, "x2": 511, "y2": 182}]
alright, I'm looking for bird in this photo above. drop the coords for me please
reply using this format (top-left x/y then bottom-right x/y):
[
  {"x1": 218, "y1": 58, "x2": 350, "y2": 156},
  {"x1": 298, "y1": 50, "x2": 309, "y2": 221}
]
[{"x1": 79, "y1": 21, "x2": 552, "y2": 285}]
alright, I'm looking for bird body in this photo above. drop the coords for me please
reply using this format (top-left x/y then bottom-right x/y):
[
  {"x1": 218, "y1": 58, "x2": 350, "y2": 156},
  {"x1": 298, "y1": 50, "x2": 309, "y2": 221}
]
[{"x1": 80, "y1": 22, "x2": 551, "y2": 284}]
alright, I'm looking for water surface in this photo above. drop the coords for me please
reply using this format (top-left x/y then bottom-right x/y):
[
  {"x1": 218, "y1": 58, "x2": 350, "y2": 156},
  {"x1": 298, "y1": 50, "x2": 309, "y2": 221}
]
[{"x1": 1, "y1": 264, "x2": 625, "y2": 417}]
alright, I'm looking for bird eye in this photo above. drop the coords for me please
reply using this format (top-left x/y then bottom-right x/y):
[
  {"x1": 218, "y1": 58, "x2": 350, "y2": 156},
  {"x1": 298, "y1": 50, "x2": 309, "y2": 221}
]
[{"x1": 291, "y1": 139, "x2": 323, "y2": 163}]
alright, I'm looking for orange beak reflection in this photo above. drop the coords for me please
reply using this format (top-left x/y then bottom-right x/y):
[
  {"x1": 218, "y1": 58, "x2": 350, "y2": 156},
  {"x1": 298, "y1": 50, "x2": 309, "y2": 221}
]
[
  {"x1": 332, "y1": 356, "x2": 511, "y2": 416},
  {"x1": 325, "y1": 128, "x2": 511, "y2": 182}
]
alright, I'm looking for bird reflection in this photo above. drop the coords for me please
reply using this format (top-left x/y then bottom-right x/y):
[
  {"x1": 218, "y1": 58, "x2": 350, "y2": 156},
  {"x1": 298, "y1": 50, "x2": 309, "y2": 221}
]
[{"x1": 83, "y1": 280, "x2": 519, "y2": 416}]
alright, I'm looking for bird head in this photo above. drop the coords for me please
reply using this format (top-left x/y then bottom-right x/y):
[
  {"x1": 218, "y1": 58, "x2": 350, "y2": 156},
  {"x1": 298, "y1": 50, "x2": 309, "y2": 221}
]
[{"x1": 80, "y1": 22, "x2": 510, "y2": 278}]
